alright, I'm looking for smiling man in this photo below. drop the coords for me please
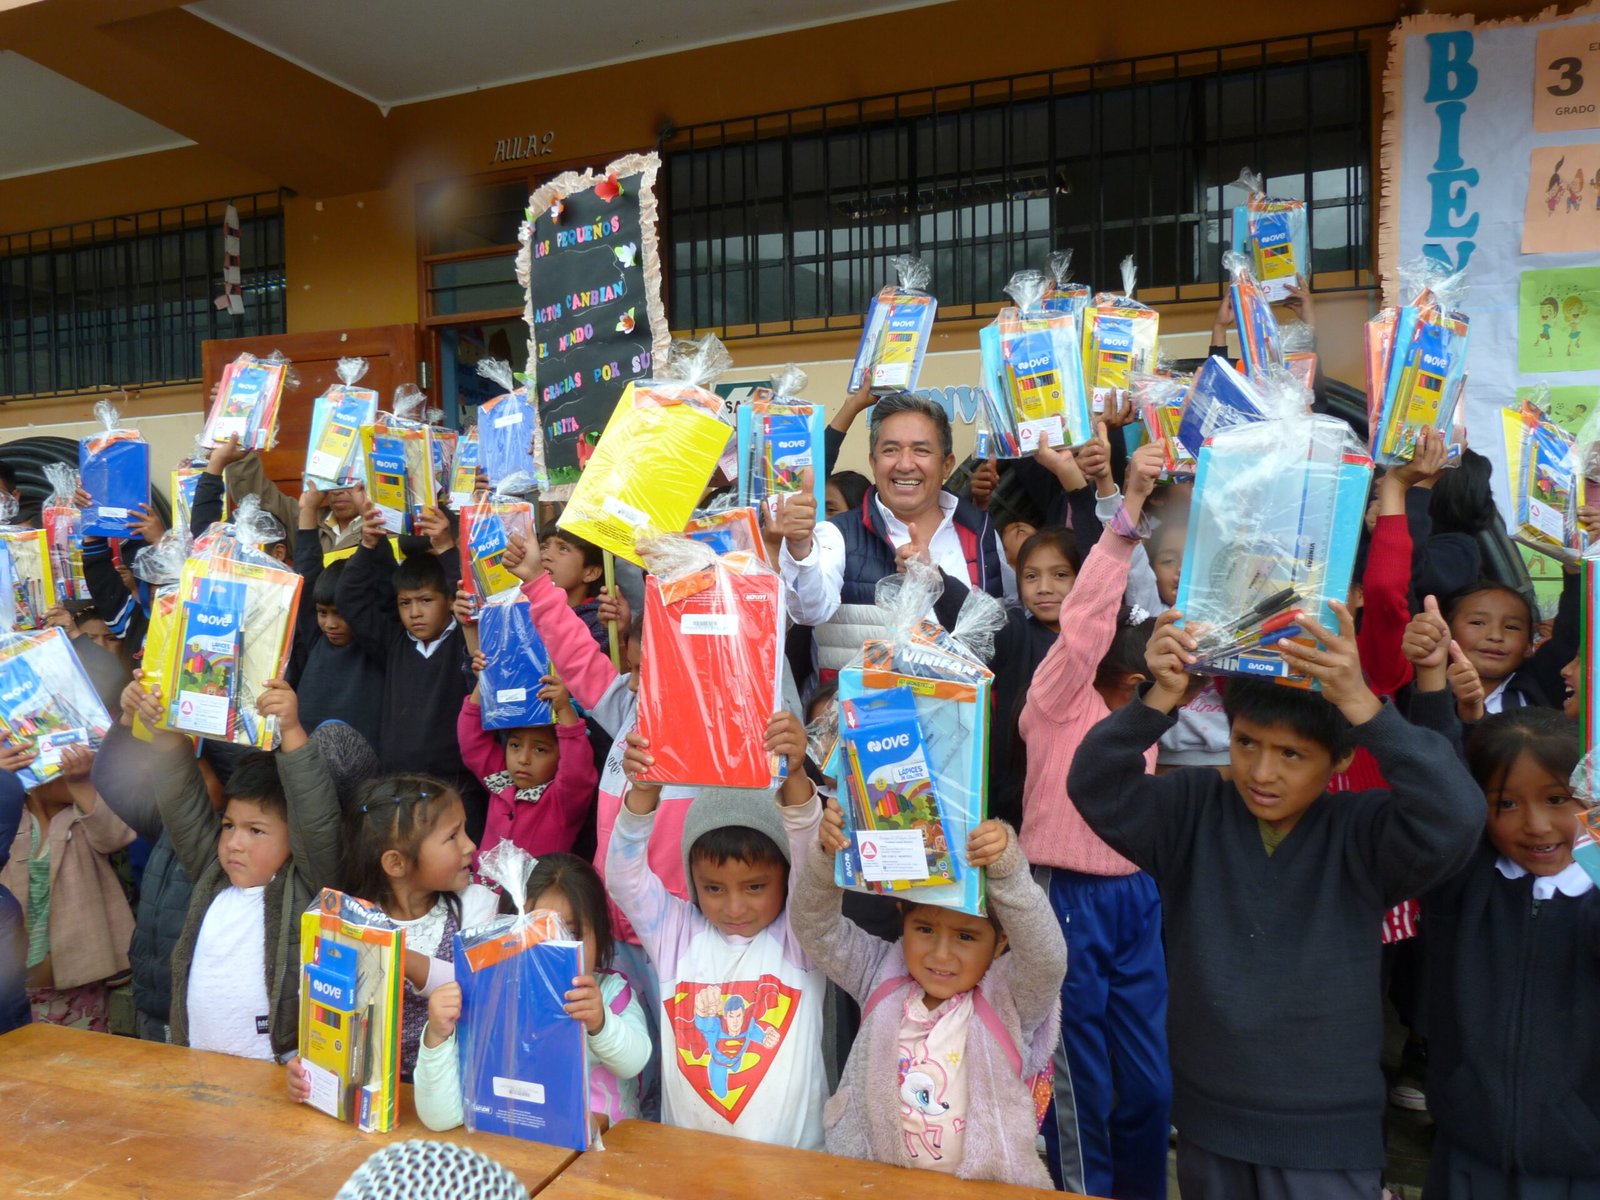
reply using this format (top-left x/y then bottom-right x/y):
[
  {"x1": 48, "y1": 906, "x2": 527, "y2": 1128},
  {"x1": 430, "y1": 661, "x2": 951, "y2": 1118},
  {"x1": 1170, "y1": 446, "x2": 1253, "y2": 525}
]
[{"x1": 778, "y1": 391, "x2": 1002, "y2": 678}]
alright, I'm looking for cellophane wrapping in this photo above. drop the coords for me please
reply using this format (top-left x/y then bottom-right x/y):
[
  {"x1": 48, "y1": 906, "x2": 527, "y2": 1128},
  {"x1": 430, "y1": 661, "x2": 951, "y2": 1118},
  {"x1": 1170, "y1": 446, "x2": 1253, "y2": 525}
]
[
  {"x1": 205, "y1": 351, "x2": 290, "y2": 450},
  {"x1": 976, "y1": 269, "x2": 1092, "y2": 458},
  {"x1": 848, "y1": 255, "x2": 938, "y2": 394},
  {"x1": 79, "y1": 397, "x2": 150, "y2": 538},
  {"x1": 304, "y1": 357, "x2": 378, "y2": 490},
  {"x1": 0, "y1": 624, "x2": 113, "y2": 789}
]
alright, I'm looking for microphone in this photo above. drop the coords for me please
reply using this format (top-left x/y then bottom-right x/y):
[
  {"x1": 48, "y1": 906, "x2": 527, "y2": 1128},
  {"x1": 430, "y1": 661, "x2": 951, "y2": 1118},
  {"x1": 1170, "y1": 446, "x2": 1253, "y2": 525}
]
[{"x1": 334, "y1": 1140, "x2": 531, "y2": 1200}]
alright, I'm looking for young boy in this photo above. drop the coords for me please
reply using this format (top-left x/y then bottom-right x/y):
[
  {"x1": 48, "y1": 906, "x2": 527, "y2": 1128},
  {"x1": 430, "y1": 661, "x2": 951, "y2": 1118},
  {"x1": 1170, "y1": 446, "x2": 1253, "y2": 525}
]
[
  {"x1": 337, "y1": 501, "x2": 481, "y2": 836},
  {"x1": 1444, "y1": 574, "x2": 1577, "y2": 714},
  {"x1": 607, "y1": 721, "x2": 827, "y2": 1150},
  {"x1": 134, "y1": 676, "x2": 342, "y2": 1061},
  {"x1": 540, "y1": 528, "x2": 608, "y2": 650},
  {"x1": 290, "y1": 483, "x2": 383, "y2": 747},
  {"x1": 1069, "y1": 603, "x2": 1483, "y2": 1200}
]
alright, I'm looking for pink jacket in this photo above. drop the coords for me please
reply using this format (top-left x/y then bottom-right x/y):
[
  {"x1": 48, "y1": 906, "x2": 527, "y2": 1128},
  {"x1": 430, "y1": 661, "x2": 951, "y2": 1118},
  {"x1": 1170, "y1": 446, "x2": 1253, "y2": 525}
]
[
  {"x1": 522, "y1": 574, "x2": 693, "y2": 945},
  {"x1": 1018, "y1": 528, "x2": 1153, "y2": 876},
  {"x1": 459, "y1": 699, "x2": 598, "y2": 863}
]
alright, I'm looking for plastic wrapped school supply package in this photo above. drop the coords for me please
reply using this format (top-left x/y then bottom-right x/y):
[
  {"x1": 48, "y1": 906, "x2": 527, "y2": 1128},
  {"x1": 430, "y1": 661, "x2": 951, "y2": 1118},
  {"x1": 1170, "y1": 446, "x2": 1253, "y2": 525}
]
[
  {"x1": 41, "y1": 465, "x2": 86, "y2": 606},
  {"x1": 1230, "y1": 169, "x2": 1309, "y2": 303},
  {"x1": 1174, "y1": 413, "x2": 1373, "y2": 687},
  {"x1": 459, "y1": 494, "x2": 535, "y2": 607},
  {"x1": 1040, "y1": 249, "x2": 1092, "y2": 320},
  {"x1": 129, "y1": 529, "x2": 190, "y2": 744},
  {"x1": 849, "y1": 255, "x2": 938, "y2": 394},
  {"x1": 736, "y1": 366, "x2": 826, "y2": 511},
  {"x1": 205, "y1": 351, "x2": 290, "y2": 451},
  {"x1": 1081, "y1": 256, "x2": 1160, "y2": 414},
  {"x1": 1135, "y1": 371, "x2": 1198, "y2": 479},
  {"x1": 683, "y1": 504, "x2": 766, "y2": 563},
  {"x1": 449, "y1": 427, "x2": 482, "y2": 510},
  {"x1": 634, "y1": 534, "x2": 784, "y2": 788},
  {"x1": 1173, "y1": 357, "x2": 1277, "y2": 462},
  {"x1": 361, "y1": 414, "x2": 436, "y2": 537},
  {"x1": 79, "y1": 398, "x2": 149, "y2": 538},
  {"x1": 976, "y1": 270, "x2": 1092, "y2": 458},
  {"x1": 155, "y1": 498, "x2": 302, "y2": 749},
  {"x1": 827, "y1": 562, "x2": 1002, "y2": 917},
  {"x1": 304, "y1": 357, "x2": 379, "y2": 491},
  {"x1": 0, "y1": 495, "x2": 55, "y2": 632},
  {"x1": 0, "y1": 626, "x2": 113, "y2": 790},
  {"x1": 476, "y1": 359, "x2": 548, "y2": 495},
  {"x1": 455, "y1": 842, "x2": 591, "y2": 1151},
  {"x1": 558, "y1": 335, "x2": 735, "y2": 568},
  {"x1": 1503, "y1": 395, "x2": 1588, "y2": 562},
  {"x1": 1370, "y1": 259, "x2": 1470, "y2": 469},
  {"x1": 298, "y1": 888, "x2": 404, "y2": 1132},
  {"x1": 1224, "y1": 250, "x2": 1286, "y2": 380},
  {"x1": 477, "y1": 590, "x2": 554, "y2": 731}
]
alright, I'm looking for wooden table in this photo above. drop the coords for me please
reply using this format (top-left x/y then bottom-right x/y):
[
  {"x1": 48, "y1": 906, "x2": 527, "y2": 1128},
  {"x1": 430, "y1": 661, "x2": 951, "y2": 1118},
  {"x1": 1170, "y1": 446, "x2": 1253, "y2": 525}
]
[
  {"x1": 0, "y1": 1023, "x2": 578, "y2": 1198},
  {"x1": 540, "y1": 1119, "x2": 1088, "y2": 1199}
]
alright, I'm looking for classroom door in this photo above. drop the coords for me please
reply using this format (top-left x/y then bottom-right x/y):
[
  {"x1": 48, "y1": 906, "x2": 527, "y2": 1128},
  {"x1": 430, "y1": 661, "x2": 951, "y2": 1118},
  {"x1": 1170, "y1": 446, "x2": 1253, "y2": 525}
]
[{"x1": 201, "y1": 324, "x2": 422, "y2": 497}]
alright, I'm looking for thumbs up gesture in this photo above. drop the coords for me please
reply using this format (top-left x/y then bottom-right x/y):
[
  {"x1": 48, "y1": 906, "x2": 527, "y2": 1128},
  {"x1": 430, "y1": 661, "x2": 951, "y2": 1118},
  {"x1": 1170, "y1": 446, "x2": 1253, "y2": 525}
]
[
  {"x1": 1401, "y1": 595, "x2": 1451, "y2": 672},
  {"x1": 772, "y1": 467, "x2": 818, "y2": 559}
]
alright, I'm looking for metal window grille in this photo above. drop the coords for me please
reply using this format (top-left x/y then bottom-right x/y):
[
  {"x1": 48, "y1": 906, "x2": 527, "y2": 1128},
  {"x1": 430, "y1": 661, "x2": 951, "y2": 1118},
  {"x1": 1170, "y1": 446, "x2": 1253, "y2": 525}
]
[
  {"x1": 663, "y1": 26, "x2": 1382, "y2": 338},
  {"x1": 0, "y1": 189, "x2": 287, "y2": 399}
]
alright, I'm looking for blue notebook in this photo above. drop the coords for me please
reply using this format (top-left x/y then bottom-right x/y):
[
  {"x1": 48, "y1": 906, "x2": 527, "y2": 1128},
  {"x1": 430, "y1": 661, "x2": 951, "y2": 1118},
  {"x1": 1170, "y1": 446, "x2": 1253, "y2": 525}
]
[
  {"x1": 477, "y1": 596, "x2": 553, "y2": 730},
  {"x1": 78, "y1": 436, "x2": 150, "y2": 538}
]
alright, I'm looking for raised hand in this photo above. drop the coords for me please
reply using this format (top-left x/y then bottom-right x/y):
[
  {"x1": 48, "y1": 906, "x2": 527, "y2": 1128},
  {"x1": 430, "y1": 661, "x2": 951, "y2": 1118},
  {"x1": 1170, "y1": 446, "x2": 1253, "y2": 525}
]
[
  {"x1": 1274, "y1": 601, "x2": 1381, "y2": 725},
  {"x1": 968, "y1": 454, "x2": 999, "y2": 511},
  {"x1": 1143, "y1": 609, "x2": 1196, "y2": 712}
]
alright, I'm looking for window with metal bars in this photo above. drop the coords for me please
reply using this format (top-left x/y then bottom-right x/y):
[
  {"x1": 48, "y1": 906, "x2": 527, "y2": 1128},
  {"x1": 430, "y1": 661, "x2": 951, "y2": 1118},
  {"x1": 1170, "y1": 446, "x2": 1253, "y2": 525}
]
[
  {"x1": 664, "y1": 27, "x2": 1380, "y2": 338},
  {"x1": 0, "y1": 190, "x2": 287, "y2": 399}
]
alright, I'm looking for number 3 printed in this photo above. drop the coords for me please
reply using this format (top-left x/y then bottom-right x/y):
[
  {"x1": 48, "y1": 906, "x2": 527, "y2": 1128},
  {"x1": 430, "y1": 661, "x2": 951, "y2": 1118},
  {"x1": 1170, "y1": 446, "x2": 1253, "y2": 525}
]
[{"x1": 1548, "y1": 56, "x2": 1584, "y2": 98}]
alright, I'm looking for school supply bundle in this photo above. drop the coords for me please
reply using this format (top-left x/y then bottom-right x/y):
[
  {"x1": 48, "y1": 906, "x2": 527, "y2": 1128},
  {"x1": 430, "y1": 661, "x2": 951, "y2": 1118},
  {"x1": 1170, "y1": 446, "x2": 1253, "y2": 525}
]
[
  {"x1": 205, "y1": 351, "x2": 290, "y2": 450},
  {"x1": 829, "y1": 562, "x2": 1000, "y2": 916},
  {"x1": 1368, "y1": 258, "x2": 1469, "y2": 468},
  {"x1": 1230, "y1": 168, "x2": 1309, "y2": 303},
  {"x1": 297, "y1": 888, "x2": 404, "y2": 1132},
  {"x1": 976, "y1": 270, "x2": 1092, "y2": 458},
  {"x1": 1174, "y1": 413, "x2": 1372, "y2": 686},
  {"x1": 79, "y1": 398, "x2": 149, "y2": 538},
  {"x1": 0, "y1": 521, "x2": 55, "y2": 632},
  {"x1": 455, "y1": 841, "x2": 591, "y2": 1151},
  {"x1": 1504, "y1": 394, "x2": 1589, "y2": 561},
  {"x1": 683, "y1": 505, "x2": 766, "y2": 562},
  {"x1": 736, "y1": 365, "x2": 826, "y2": 511},
  {"x1": 304, "y1": 357, "x2": 379, "y2": 491},
  {"x1": 1173, "y1": 357, "x2": 1275, "y2": 462},
  {"x1": 1040, "y1": 249, "x2": 1092, "y2": 320},
  {"x1": 477, "y1": 591, "x2": 554, "y2": 731},
  {"x1": 849, "y1": 255, "x2": 938, "y2": 394},
  {"x1": 0, "y1": 626, "x2": 113, "y2": 790},
  {"x1": 129, "y1": 529, "x2": 190, "y2": 744},
  {"x1": 41, "y1": 464, "x2": 86, "y2": 606},
  {"x1": 361, "y1": 405, "x2": 436, "y2": 538},
  {"x1": 154, "y1": 498, "x2": 302, "y2": 749},
  {"x1": 449, "y1": 427, "x2": 482, "y2": 510},
  {"x1": 459, "y1": 495, "x2": 535, "y2": 606},
  {"x1": 558, "y1": 335, "x2": 735, "y2": 567},
  {"x1": 476, "y1": 359, "x2": 548, "y2": 495},
  {"x1": 1081, "y1": 256, "x2": 1160, "y2": 413},
  {"x1": 635, "y1": 534, "x2": 784, "y2": 787},
  {"x1": 1224, "y1": 250, "x2": 1285, "y2": 379},
  {"x1": 1135, "y1": 371, "x2": 1198, "y2": 478}
]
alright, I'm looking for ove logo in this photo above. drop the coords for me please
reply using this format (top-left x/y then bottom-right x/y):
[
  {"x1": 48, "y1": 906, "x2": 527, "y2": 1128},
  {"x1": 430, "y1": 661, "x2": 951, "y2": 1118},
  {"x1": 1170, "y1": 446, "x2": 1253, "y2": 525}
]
[
  {"x1": 866, "y1": 733, "x2": 911, "y2": 753},
  {"x1": 191, "y1": 610, "x2": 234, "y2": 628}
]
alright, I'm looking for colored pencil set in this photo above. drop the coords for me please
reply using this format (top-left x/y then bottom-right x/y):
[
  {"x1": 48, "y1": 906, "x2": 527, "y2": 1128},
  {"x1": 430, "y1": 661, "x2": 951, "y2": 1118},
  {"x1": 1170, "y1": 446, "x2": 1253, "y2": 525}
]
[
  {"x1": 977, "y1": 269, "x2": 1093, "y2": 458},
  {"x1": 849, "y1": 255, "x2": 938, "y2": 394},
  {"x1": 1366, "y1": 258, "x2": 1469, "y2": 468},
  {"x1": 205, "y1": 351, "x2": 289, "y2": 451}
]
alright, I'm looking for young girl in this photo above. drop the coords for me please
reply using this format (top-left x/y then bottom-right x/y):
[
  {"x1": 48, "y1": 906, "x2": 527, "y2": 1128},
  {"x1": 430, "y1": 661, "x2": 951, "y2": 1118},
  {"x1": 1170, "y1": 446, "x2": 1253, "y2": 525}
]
[
  {"x1": 339, "y1": 775, "x2": 499, "y2": 1080},
  {"x1": 1016, "y1": 442, "x2": 1171, "y2": 1200},
  {"x1": 791, "y1": 800, "x2": 1065, "y2": 1187},
  {"x1": 0, "y1": 743, "x2": 134, "y2": 1030},
  {"x1": 414, "y1": 852, "x2": 650, "y2": 1132},
  {"x1": 1422, "y1": 706, "x2": 1600, "y2": 1198},
  {"x1": 456, "y1": 588, "x2": 599, "y2": 862}
]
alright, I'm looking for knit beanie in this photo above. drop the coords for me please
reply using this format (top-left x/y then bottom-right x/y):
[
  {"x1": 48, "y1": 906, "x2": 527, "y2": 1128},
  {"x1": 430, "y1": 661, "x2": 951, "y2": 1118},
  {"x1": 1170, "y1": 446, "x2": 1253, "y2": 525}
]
[
  {"x1": 679, "y1": 786, "x2": 791, "y2": 886},
  {"x1": 310, "y1": 720, "x2": 381, "y2": 812}
]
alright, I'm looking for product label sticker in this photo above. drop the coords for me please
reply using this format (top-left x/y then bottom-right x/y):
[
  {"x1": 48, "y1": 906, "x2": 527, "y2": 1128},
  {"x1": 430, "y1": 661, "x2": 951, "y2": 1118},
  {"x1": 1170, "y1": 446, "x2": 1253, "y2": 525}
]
[{"x1": 856, "y1": 829, "x2": 932, "y2": 883}]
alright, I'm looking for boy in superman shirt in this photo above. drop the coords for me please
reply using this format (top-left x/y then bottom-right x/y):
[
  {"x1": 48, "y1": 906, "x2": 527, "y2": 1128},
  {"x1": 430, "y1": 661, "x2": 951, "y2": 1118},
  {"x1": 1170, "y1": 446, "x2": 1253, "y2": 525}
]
[{"x1": 607, "y1": 721, "x2": 827, "y2": 1150}]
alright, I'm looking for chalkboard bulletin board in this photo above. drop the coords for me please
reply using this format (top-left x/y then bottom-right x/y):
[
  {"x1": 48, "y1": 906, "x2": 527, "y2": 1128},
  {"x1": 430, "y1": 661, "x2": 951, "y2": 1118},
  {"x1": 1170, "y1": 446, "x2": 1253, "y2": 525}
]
[{"x1": 516, "y1": 151, "x2": 670, "y2": 497}]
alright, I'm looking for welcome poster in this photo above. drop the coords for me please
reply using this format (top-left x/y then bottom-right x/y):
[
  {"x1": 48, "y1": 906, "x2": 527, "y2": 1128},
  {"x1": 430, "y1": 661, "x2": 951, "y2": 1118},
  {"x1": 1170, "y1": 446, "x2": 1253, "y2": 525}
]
[{"x1": 517, "y1": 151, "x2": 670, "y2": 496}]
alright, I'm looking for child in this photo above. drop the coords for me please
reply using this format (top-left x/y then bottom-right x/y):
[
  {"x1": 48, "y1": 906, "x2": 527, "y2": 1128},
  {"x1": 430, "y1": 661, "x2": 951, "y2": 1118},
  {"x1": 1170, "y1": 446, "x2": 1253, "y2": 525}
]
[
  {"x1": 335, "y1": 774, "x2": 499, "y2": 1080},
  {"x1": 290, "y1": 483, "x2": 384, "y2": 747},
  {"x1": 1069, "y1": 605, "x2": 1483, "y2": 1199},
  {"x1": 792, "y1": 803, "x2": 1063, "y2": 1186},
  {"x1": 1422, "y1": 706, "x2": 1600, "y2": 1197},
  {"x1": 136, "y1": 674, "x2": 343, "y2": 1060},
  {"x1": 1016, "y1": 445, "x2": 1171, "y2": 1200},
  {"x1": 0, "y1": 742, "x2": 133, "y2": 1031},
  {"x1": 1445, "y1": 574, "x2": 1577, "y2": 714},
  {"x1": 456, "y1": 587, "x2": 598, "y2": 861},
  {"x1": 414, "y1": 852, "x2": 651, "y2": 1132},
  {"x1": 607, "y1": 717, "x2": 827, "y2": 1149},
  {"x1": 539, "y1": 528, "x2": 609, "y2": 650},
  {"x1": 337, "y1": 502, "x2": 481, "y2": 838}
]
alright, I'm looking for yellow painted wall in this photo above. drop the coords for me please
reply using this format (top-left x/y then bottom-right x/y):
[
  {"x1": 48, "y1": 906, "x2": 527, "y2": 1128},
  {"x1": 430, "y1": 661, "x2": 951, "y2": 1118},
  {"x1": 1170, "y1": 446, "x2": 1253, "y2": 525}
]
[{"x1": 0, "y1": 0, "x2": 1573, "y2": 435}]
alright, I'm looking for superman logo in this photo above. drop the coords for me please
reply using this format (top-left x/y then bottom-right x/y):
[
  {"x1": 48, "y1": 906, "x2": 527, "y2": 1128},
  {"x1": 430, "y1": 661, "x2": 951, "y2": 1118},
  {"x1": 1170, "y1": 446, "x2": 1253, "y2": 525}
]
[{"x1": 663, "y1": 973, "x2": 799, "y2": 1122}]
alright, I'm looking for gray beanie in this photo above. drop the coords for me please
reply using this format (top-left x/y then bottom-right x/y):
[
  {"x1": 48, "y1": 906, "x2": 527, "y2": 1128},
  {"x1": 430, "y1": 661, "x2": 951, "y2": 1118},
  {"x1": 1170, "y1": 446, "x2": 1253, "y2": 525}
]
[
  {"x1": 310, "y1": 720, "x2": 382, "y2": 812},
  {"x1": 679, "y1": 786, "x2": 791, "y2": 885}
]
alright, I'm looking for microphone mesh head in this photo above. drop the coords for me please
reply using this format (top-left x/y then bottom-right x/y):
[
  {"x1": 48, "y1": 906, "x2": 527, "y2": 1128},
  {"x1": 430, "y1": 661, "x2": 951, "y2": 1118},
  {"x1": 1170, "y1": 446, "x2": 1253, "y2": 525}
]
[{"x1": 334, "y1": 1140, "x2": 531, "y2": 1200}]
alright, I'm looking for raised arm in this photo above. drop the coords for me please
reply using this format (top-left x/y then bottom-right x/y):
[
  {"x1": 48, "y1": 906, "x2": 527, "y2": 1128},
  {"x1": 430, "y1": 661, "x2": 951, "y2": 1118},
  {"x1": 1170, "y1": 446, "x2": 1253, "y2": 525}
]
[
  {"x1": 986, "y1": 829, "x2": 1067, "y2": 1031},
  {"x1": 335, "y1": 533, "x2": 400, "y2": 662},
  {"x1": 223, "y1": 449, "x2": 298, "y2": 538},
  {"x1": 789, "y1": 804, "x2": 897, "y2": 1004}
]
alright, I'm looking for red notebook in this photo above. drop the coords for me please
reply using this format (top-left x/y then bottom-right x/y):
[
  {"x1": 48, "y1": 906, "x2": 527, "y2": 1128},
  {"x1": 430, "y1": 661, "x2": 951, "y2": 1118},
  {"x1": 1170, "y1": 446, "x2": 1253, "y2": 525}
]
[{"x1": 636, "y1": 555, "x2": 783, "y2": 787}]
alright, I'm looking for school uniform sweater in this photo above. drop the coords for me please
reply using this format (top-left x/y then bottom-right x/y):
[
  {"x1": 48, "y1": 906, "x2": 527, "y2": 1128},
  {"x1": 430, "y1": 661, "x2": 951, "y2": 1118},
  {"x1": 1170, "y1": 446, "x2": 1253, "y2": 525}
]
[
  {"x1": 1018, "y1": 527, "x2": 1147, "y2": 876},
  {"x1": 524, "y1": 572, "x2": 695, "y2": 946},
  {"x1": 1424, "y1": 842, "x2": 1600, "y2": 1177},
  {"x1": 338, "y1": 540, "x2": 481, "y2": 833},
  {"x1": 1069, "y1": 696, "x2": 1483, "y2": 1171},
  {"x1": 458, "y1": 699, "x2": 597, "y2": 861},
  {"x1": 291, "y1": 529, "x2": 384, "y2": 746},
  {"x1": 790, "y1": 832, "x2": 1065, "y2": 1187}
]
